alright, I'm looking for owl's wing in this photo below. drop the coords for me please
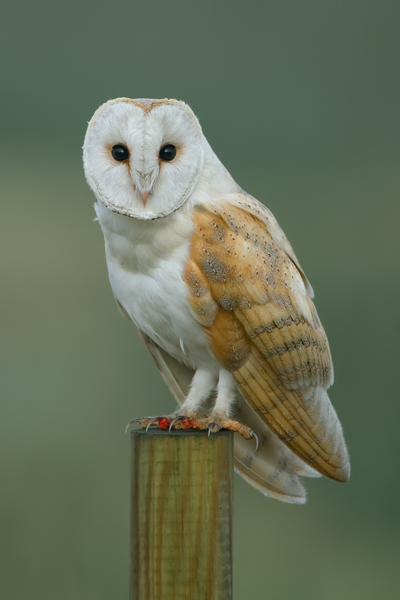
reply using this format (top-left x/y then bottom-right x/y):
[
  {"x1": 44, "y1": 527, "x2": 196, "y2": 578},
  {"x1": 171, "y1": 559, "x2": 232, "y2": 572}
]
[
  {"x1": 139, "y1": 331, "x2": 321, "y2": 504},
  {"x1": 183, "y1": 196, "x2": 350, "y2": 482}
]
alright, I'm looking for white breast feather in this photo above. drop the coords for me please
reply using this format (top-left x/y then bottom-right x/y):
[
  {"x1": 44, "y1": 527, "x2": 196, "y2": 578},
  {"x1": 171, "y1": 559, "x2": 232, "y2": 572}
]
[{"x1": 95, "y1": 200, "x2": 215, "y2": 371}]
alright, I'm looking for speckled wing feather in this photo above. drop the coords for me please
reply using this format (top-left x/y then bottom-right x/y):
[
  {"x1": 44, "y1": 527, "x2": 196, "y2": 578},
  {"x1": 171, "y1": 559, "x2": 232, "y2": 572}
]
[
  {"x1": 139, "y1": 331, "x2": 321, "y2": 504},
  {"x1": 183, "y1": 196, "x2": 350, "y2": 482}
]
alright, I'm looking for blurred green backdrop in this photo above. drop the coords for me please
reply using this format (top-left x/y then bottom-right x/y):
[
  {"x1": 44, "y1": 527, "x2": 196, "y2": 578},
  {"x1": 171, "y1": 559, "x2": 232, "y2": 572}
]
[{"x1": 1, "y1": 1, "x2": 399, "y2": 598}]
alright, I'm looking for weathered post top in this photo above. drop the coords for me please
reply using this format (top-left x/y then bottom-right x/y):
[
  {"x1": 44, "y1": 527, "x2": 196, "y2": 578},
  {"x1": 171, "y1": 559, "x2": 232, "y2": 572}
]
[{"x1": 130, "y1": 428, "x2": 233, "y2": 600}]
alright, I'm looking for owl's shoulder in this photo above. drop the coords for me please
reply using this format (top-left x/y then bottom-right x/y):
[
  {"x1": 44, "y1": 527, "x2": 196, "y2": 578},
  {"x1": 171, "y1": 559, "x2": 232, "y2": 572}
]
[
  {"x1": 188, "y1": 191, "x2": 313, "y2": 298},
  {"x1": 184, "y1": 192, "x2": 319, "y2": 331}
]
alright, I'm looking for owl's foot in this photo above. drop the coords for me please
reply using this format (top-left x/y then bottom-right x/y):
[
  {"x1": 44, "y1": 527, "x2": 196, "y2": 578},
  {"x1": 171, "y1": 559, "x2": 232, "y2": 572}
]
[
  {"x1": 126, "y1": 415, "x2": 258, "y2": 448},
  {"x1": 205, "y1": 417, "x2": 259, "y2": 450}
]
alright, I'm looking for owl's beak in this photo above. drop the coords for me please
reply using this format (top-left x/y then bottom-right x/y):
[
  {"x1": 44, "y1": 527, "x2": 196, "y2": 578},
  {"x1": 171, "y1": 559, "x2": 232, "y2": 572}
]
[{"x1": 141, "y1": 190, "x2": 149, "y2": 206}]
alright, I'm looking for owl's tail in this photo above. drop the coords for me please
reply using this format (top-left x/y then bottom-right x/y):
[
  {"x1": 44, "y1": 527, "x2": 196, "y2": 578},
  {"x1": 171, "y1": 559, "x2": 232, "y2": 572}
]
[{"x1": 232, "y1": 394, "x2": 320, "y2": 503}]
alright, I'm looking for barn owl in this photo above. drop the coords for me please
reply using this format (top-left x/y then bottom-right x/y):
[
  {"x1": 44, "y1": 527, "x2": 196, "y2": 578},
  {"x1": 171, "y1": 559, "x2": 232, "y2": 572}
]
[{"x1": 83, "y1": 97, "x2": 350, "y2": 503}]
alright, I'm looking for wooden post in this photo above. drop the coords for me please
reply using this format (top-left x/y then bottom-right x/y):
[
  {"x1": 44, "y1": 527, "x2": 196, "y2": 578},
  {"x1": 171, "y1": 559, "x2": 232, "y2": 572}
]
[{"x1": 130, "y1": 429, "x2": 233, "y2": 600}]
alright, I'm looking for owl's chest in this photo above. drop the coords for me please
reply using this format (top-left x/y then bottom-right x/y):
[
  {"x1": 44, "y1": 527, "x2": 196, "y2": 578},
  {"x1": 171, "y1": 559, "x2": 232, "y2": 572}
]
[{"x1": 96, "y1": 203, "x2": 212, "y2": 369}]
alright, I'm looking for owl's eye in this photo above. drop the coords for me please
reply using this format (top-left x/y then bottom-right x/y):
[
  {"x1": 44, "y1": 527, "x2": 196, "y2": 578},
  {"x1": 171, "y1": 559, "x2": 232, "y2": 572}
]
[
  {"x1": 111, "y1": 144, "x2": 129, "y2": 162},
  {"x1": 159, "y1": 144, "x2": 176, "y2": 161}
]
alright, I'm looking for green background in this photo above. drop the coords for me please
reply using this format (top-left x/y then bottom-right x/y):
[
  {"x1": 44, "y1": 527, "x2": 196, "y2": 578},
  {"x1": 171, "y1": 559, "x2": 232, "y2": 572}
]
[{"x1": 1, "y1": 1, "x2": 399, "y2": 598}]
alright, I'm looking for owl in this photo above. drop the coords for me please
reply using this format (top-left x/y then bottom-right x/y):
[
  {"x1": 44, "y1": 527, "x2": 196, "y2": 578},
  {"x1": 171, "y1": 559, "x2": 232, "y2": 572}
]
[{"x1": 83, "y1": 97, "x2": 350, "y2": 503}]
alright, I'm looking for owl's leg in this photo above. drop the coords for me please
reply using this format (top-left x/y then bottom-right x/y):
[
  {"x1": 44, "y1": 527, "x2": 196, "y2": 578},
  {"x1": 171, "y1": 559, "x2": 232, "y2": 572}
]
[
  {"x1": 210, "y1": 369, "x2": 237, "y2": 419},
  {"x1": 205, "y1": 369, "x2": 255, "y2": 441},
  {"x1": 166, "y1": 369, "x2": 255, "y2": 441},
  {"x1": 165, "y1": 368, "x2": 218, "y2": 429},
  {"x1": 177, "y1": 368, "x2": 218, "y2": 416}
]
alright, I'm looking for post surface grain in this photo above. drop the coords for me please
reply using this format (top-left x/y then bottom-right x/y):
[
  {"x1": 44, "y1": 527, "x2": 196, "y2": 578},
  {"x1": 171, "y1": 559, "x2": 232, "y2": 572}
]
[{"x1": 130, "y1": 429, "x2": 233, "y2": 600}]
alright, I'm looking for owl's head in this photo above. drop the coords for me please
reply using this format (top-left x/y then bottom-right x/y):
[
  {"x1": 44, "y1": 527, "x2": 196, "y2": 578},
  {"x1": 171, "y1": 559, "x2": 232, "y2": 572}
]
[{"x1": 83, "y1": 98, "x2": 205, "y2": 220}]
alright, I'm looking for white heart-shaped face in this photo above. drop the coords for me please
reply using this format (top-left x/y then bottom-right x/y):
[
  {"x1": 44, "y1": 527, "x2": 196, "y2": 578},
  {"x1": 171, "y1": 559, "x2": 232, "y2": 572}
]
[{"x1": 83, "y1": 98, "x2": 205, "y2": 220}]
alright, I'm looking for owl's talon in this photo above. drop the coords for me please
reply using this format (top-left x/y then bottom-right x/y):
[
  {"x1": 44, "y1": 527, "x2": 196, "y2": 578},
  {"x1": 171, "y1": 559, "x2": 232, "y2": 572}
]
[
  {"x1": 125, "y1": 417, "x2": 145, "y2": 433},
  {"x1": 251, "y1": 430, "x2": 259, "y2": 452},
  {"x1": 146, "y1": 417, "x2": 164, "y2": 432},
  {"x1": 207, "y1": 422, "x2": 219, "y2": 436},
  {"x1": 169, "y1": 415, "x2": 186, "y2": 432}
]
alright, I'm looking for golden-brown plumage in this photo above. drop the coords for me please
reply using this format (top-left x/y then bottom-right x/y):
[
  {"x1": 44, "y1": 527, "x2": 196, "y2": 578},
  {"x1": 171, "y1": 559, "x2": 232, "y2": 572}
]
[{"x1": 184, "y1": 198, "x2": 348, "y2": 482}]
